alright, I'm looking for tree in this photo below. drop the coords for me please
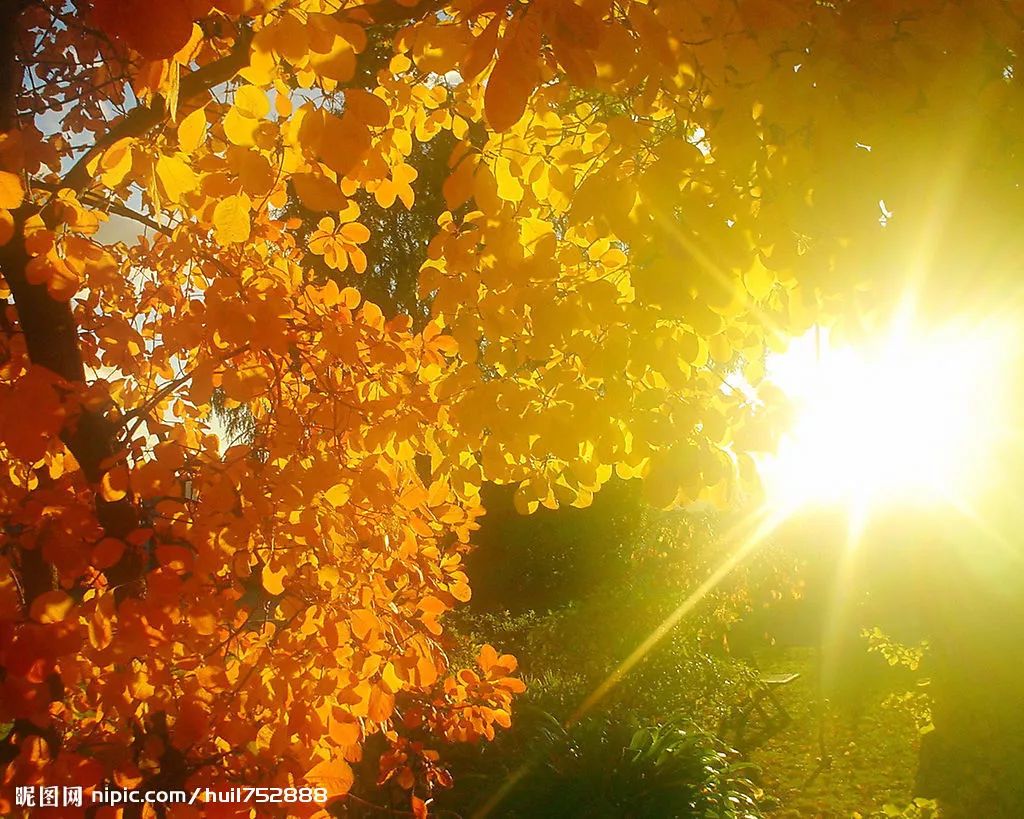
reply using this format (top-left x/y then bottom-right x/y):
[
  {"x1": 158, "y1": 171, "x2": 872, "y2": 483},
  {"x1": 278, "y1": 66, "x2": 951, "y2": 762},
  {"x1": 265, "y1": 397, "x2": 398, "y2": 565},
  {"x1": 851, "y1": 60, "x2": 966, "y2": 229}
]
[{"x1": 1, "y1": 0, "x2": 1022, "y2": 815}]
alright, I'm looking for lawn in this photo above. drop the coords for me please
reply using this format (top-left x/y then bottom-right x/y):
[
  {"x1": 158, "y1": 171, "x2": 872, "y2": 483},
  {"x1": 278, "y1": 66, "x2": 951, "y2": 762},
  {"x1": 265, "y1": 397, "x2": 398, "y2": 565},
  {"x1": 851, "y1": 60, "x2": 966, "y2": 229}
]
[{"x1": 746, "y1": 647, "x2": 920, "y2": 818}]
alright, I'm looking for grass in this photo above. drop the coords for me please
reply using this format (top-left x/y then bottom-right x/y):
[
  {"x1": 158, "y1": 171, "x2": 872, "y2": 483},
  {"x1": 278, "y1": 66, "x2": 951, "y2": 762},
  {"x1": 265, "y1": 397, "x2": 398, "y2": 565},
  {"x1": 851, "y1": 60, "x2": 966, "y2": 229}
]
[{"x1": 745, "y1": 646, "x2": 920, "y2": 818}]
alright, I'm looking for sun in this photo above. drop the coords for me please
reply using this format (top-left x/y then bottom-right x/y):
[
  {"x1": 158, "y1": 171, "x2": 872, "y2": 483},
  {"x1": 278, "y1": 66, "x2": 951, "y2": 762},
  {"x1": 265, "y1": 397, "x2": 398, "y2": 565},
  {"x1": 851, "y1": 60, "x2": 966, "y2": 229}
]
[{"x1": 760, "y1": 321, "x2": 1011, "y2": 515}]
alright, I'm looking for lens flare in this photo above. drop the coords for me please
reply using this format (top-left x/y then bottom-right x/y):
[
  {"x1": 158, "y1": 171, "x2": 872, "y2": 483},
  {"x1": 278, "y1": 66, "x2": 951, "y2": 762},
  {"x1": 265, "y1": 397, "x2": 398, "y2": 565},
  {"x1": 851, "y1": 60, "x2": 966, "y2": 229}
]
[{"x1": 761, "y1": 322, "x2": 1010, "y2": 513}]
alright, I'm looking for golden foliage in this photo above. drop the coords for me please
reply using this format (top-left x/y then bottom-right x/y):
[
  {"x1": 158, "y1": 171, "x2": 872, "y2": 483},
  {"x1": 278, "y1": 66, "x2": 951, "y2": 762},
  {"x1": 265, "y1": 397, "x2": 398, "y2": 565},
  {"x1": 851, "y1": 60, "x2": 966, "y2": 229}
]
[{"x1": 1, "y1": 0, "x2": 1021, "y2": 814}]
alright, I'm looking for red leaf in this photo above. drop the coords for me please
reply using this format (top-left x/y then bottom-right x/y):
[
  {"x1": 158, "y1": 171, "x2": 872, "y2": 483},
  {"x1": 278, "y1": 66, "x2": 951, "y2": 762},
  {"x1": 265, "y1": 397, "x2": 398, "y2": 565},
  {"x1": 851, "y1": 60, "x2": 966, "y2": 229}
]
[{"x1": 91, "y1": 0, "x2": 194, "y2": 59}]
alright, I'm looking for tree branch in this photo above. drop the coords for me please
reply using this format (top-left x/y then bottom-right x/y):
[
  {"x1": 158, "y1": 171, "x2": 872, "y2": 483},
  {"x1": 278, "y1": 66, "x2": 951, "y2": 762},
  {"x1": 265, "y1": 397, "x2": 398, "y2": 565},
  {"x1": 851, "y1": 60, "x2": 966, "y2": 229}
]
[
  {"x1": 59, "y1": 25, "x2": 254, "y2": 194},
  {"x1": 0, "y1": 0, "x2": 32, "y2": 131}
]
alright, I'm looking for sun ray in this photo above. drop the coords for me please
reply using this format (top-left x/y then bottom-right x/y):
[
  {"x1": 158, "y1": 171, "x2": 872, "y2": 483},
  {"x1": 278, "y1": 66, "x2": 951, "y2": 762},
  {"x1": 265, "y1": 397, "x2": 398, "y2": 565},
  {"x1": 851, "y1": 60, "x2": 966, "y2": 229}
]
[
  {"x1": 476, "y1": 307, "x2": 1020, "y2": 818},
  {"x1": 563, "y1": 503, "x2": 792, "y2": 730},
  {"x1": 819, "y1": 505, "x2": 870, "y2": 696},
  {"x1": 648, "y1": 201, "x2": 792, "y2": 345},
  {"x1": 471, "y1": 502, "x2": 792, "y2": 818}
]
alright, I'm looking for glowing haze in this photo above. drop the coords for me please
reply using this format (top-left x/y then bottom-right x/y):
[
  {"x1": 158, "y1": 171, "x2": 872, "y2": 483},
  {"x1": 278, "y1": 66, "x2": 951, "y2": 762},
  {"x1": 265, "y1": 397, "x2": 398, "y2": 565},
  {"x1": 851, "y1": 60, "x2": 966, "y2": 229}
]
[{"x1": 761, "y1": 322, "x2": 1011, "y2": 515}]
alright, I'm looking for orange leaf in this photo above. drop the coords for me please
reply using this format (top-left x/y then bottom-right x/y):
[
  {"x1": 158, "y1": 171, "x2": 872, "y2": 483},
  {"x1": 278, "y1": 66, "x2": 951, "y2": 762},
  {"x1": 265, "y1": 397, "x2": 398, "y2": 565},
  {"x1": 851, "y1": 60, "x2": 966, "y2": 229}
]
[
  {"x1": 261, "y1": 564, "x2": 287, "y2": 596},
  {"x1": 87, "y1": 593, "x2": 116, "y2": 650},
  {"x1": 92, "y1": 538, "x2": 126, "y2": 569},
  {"x1": 30, "y1": 590, "x2": 74, "y2": 624},
  {"x1": 0, "y1": 170, "x2": 24, "y2": 209},
  {"x1": 100, "y1": 466, "x2": 130, "y2": 502},
  {"x1": 306, "y1": 758, "x2": 354, "y2": 797},
  {"x1": 293, "y1": 173, "x2": 346, "y2": 211},
  {"x1": 190, "y1": 607, "x2": 218, "y2": 636},
  {"x1": 484, "y1": 13, "x2": 541, "y2": 132},
  {"x1": 344, "y1": 89, "x2": 389, "y2": 127},
  {"x1": 0, "y1": 367, "x2": 65, "y2": 461},
  {"x1": 0, "y1": 208, "x2": 13, "y2": 246},
  {"x1": 442, "y1": 154, "x2": 478, "y2": 211},
  {"x1": 462, "y1": 15, "x2": 501, "y2": 81}
]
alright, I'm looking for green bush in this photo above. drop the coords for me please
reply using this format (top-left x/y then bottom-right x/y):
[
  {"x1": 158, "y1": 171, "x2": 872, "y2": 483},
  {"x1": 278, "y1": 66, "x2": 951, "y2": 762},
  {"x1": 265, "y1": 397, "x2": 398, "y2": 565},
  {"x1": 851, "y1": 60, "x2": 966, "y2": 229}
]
[{"x1": 435, "y1": 708, "x2": 767, "y2": 818}]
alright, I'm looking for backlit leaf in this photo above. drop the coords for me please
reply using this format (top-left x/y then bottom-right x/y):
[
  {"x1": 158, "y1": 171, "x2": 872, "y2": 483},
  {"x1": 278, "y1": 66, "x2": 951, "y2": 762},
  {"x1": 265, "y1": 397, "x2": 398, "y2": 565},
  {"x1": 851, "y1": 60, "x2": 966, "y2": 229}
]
[{"x1": 213, "y1": 194, "x2": 251, "y2": 244}]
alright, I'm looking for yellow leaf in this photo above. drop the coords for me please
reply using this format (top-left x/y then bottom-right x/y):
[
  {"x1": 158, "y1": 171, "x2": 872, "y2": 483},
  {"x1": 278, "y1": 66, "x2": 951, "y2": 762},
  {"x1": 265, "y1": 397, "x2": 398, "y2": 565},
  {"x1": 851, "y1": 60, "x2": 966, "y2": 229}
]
[
  {"x1": 223, "y1": 107, "x2": 258, "y2": 146},
  {"x1": 495, "y1": 157, "x2": 524, "y2": 202},
  {"x1": 30, "y1": 590, "x2": 74, "y2": 624},
  {"x1": 99, "y1": 139, "x2": 133, "y2": 187},
  {"x1": 234, "y1": 84, "x2": 269, "y2": 119},
  {"x1": 155, "y1": 154, "x2": 197, "y2": 204},
  {"x1": 177, "y1": 107, "x2": 208, "y2": 153},
  {"x1": 261, "y1": 564, "x2": 287, "y2": 596},
  {"x1": 307, "y1": 18, "x2": 363, "y2": 82},
  {"x1": 213, "y1": 194, "x2": 251, "y2": 245},
  {"x1": 381, "y1": 662, "x2": 404, "y2": 694},
  {"x1": 744, "y1": 255, "x2": 776, "y2": 301},
  {"x1": 709, "y1": 333, "x2": 732, "y2": 364},
  {"x1": 325, "y1": 483, "x2": 350, "y2": 506}
]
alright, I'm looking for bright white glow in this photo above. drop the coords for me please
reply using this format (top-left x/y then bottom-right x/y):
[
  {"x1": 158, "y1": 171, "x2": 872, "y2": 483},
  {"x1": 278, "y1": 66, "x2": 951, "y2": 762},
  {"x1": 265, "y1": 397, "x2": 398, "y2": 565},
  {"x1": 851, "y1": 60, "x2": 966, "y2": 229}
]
[{"x1": 761, "y1": 323, "x2": 1010, "y2": 512}]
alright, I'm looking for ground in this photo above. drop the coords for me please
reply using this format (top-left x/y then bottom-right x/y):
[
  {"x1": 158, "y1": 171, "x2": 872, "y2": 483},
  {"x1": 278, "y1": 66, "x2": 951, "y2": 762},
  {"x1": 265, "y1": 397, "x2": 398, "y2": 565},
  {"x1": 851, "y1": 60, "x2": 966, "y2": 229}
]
[{"x1": 746, "y1": 647, "x2": 920, "y2": 818}]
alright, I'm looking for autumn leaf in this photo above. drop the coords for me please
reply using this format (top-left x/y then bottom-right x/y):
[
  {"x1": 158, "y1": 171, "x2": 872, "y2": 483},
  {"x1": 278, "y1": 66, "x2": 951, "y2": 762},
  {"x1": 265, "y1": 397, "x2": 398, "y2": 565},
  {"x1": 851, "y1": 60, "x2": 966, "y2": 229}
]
[
  {"x1": 310, "y1": 215, "x2": 370, "y2": 272},
  {"x1": 293, "y1": 173, "x2": 347, "y2": 212},
  {"x1": 30, "y1": 590, "x2": 74, "y2": 624},
  {"x1": 234, "y1": 85, "x2": 270, "y2": 120},
  {"x1": 91, "y1": 0, "x2": 194, "y2": 59},
  {"x1": 261, "y1": 564, "x2": 287, "y2": 596},
  {"x1": 86, "y1": 593, "x2": 116, "y2": 650},
  {"x1": 306, "y1": 758, "x2": 354, "y2": 797},
  {"x1": 373, "y1": 163, "x2": 418, "y2": 209},
  {"x1": 100, "y1": 466, "x2": 130, "y2": 502},
  {"x1": 9, "y1": 0, "x2": 1016, "y2": 809},
  {"x1": 307, "y1": 17, "x2": 364, "y2": 82},
  {"x1": 484, "y1": 12, "x2": 542, "y2": 132},
  {"x1": 155, "y1": 154, "x2": 198, "y2": 204},
  {"x1": 99, "y1": 139, "x2": 133, "y2": 187},
  {"x1": 462, "y1": 15, "x2": 501, "y2": 81},
  {"x1": 92, "y1": 538, "x2": 126, "y2": 569},
  {"x1": 0, "y1": 367, "x2": 65, "y2": 461},
  {"x1": 344, "y1": 89, "x2": 390, "y2": 127},
  {"x1": 213, "y1": 194, "x2": 251, "y2": 244},
  {"x1": 177, "y1": 107, "x2": 208, "y2": 153},
  {"x1": 0, "y1": 170, "x2": 23, "y2": 209}
]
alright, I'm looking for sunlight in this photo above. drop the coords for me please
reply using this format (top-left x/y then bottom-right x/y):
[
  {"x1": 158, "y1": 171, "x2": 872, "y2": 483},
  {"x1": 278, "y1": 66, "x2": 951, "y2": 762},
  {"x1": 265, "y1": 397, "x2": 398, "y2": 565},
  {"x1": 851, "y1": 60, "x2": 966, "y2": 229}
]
[{"x1": 761, "y1": 321, "x2": 1011, "y2": 514}]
